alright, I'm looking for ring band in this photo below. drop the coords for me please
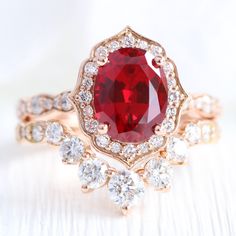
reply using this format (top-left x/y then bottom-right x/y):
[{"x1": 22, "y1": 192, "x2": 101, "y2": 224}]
[{"x1": 16, "y1": 27, "x2": 221, "y2": 214}]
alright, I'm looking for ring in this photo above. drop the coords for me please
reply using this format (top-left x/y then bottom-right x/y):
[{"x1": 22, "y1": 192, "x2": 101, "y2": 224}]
[{"x1": 16, "y1": 27, "x2": 220, "y2": 214}]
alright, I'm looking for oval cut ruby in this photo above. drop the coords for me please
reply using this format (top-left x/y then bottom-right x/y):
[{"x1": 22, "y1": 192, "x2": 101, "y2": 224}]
[{"x1": 93, "y1": 48, "x2": 168, "y2": 143}]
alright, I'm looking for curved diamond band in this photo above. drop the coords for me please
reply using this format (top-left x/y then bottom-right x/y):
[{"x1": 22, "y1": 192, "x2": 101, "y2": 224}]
[{"x1": 16, "y1": 27, "x2": 221, "y2": 214}]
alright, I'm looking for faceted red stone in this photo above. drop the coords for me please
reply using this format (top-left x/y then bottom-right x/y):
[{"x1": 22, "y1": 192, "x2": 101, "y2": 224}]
[{"x1": 93, "y1": 48, "x2": 168, "y2": 143}]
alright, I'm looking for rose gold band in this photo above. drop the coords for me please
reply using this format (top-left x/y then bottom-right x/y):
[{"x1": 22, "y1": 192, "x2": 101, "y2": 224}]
[{"x1": 17, "y1": 92, "x2": 220, "y2": 147}]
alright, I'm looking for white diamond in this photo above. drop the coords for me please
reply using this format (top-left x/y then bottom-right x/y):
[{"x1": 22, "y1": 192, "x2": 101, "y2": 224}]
[
  {"x1": 45, "y1": 122, "x2": 64, "y2": 145},
  {"x1": 84, "y1": 62, "x2": 98, "y2": 76},
  {"x1": 167, "y1": 77, "x2": 177, "y2": 88},
  {"x1": 138, "y1": 40, "x2": 149, "y2": 50},
  {"x1": 184, "y1": 123, "x2": 201, "y2": 145},
  {"x1": 60, "y1": 136, "x2": 84, "y2": 163},
  {"x1": 163, "y1": 61, "x2": 174, "y2": 75},
  {"x1": 108, "y1": 170, "x2": 145, "y2": 208},
  {"x1": 31, "y1": 124, "x2": 44, "y2": 142},
  {"x1": 167, "y1": 137, "x2": 188, "y2": 163},
  {"x1": 24, "y1": 125, "x2": 32, "y2": 141},
  {"x1": 95, "y1": 46, "x2": 108, "y2": 61},
  {"x1": 107, "y1": 41, "x2": 120, "y2": 52},
  {"x1": 150, "y1": 45, "x2": 163, "y2": 57},
  {"x1": 83, "y1": 105, "x2": 93, "y2": 117},
  {"x1": 42, "y1": 97, "x2": 53, "y2": 110},
  {"x1": 53, "y1": 96, "x2": 61, "y2": 110},
  {"x1": 144, "y1": 158, "x2": 173, "y2": 189},
  {"x1": 110, "y1": 142, "x2": 122, "y2": 154},
  {"x1": 195, "y1": 95, "x2": 216, "y2": 114},
  {"x1": 78, "y1": 91, "x2": 92, "y2": 104},
  {"x1": 30, "y1": 97, "x2": 43, "y2": 114},
  {"x1": 201, "y1": 122, "x2": 214, "y2": 143},
  {"x1": 137, "y1": 142, "x2": 149, "y2": 154},
  {"x1": 149, "y1": 135, "x2": 165, "y2": 149},
  {"x1": 161, "y1": 119, "x2": 175, "y2": 133},
  {"x1": 123, "y1": 144, "x2": 137, "y2": 158},
  {"x1": 82, "y1": 77, "x2": 93, "y2": 90},
  {"x1": 78, "y1": 159, "x2": 108, "y2": 189},
  {"x1": 122, "y1": 35, "x2": 135, "y2": 47},
  {"x1": 61, "y1": 93, "x2": 73, "y2": 111},
  {"x1": 96, "y1": 135, "x2": 110, "y2": 148},
  {"x1": 85, "y1": 119, "x2": 99, "y2": 133},
  {"x1": 168, "y1": 91, "x2": 180, "y2": 104},
  {"x1": 17, "y1": 101, "x2": 27, "y2": 117},
  {"x1": 166, "y1": 107, "x2": 177, "y2": 118}
]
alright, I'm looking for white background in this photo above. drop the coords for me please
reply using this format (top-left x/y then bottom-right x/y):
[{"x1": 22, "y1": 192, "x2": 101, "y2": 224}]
[{"x1": 0, "y1": 0, "x2": 236, "y2": 235}]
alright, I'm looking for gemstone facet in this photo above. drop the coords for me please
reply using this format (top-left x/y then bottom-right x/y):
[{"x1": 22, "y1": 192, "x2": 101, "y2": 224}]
[
  {"x1": 45, "y1": 122, "x2": 64, "y2": 145},
  {"x1": 108, "y1": 170, "x2": 145, "y2": 208},
  {"x1": 78, "y1": 159, "x2": 108, "y2": 189},
  {"x1": 60, "y1": 136, "x2": 85, "y2": 163},
  {"x1": 94, "y1": 48, "x2": 168, "y2": 143},
  {"x1": 144, "y1": 158, "x2": 173, "y2": 190},
  {"x1": 167, "y1": 137, "x2": 188, "y2": 163}
]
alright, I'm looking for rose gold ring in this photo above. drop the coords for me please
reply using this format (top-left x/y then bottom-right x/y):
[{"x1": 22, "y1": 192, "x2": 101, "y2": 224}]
[{"x1": 16, "y1": 27, "x2": 221, "y2": 214}]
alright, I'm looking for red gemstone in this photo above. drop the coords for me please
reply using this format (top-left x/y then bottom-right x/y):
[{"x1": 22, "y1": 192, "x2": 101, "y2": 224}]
[{"x1": 93, "y1": 48, "x2": 168, "y2": 143}]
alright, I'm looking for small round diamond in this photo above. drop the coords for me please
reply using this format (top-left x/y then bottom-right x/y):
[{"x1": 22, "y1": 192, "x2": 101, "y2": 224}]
[
  {"x1": 24, "y1": 125, "x2": 32, "y2": 141},
  {"x1": 95, "y1": 46, "x2": 108, "y2": 62},
  {"x1": 82, "y1": 77, "x2": 93, "y2": 90},
  {"x1": 78, "y1": 91, "x2": 92, "y2": 104},
  {"x1": 166, "y1": 107, "x2": 177, "y2": 118},
  {"x1": 167, "y1": 77, "x2": 177, "y2": 88},
  {"x1": 61, "y1": 93, "x2": 73, "y2": 111},
  {"x1": 53, "y1": 96, "x2": 61, "y2": 110},
  {"x1": 45, "y1": 122, "x2": 64, "y2": 145},
  {"x1": 42, "y1": 97, "x2": 53, "y2": 111},
  {"x1": 167, "y1": 137, "x2": 188, "y2": 164},
  {"x1": 144, "y1": 158, "x2": 173, "y2": 190},
  {"x1": 163, "y1": 61, "x2": 174, "y2": 75},
  {"x1": 150, "y1": 45, "x2": 163, "y2": 57},
  {"x1": 108, "y1": 170, "x2": 145, "y2": 208},
  {"x1": 83, "y1": 105, "x2": 93, "y2": 117},
  {"x1": 31, "y1": 124, "x2": 44, "y2": 142},
  {"x1": 137, "y1": 142, "x2": 149, "y2": 154},
  {"x1": 17, "y1": 100, "x2": 27, "y2": 117},
  {"x1": 60, "y1": 136, "x2": 84, "y2": 163},
  {"x1": 95, "y1": 135, "x2": 110, "y2": 148},
  {"x1": 138, "y1": 40, "x2": 149, "y2": 50},
  {"x1": 107, "y1": 41, "x2": 120, "y2": 52},
  {"x1": 161, "y1": 119, "x2": 175, "y2": 133},
  {"x1": 195, "y1": 95, "x2": 216, "y2": 115},
  {"x1": 110, "y1": 142, "x2": 122, "y2": 154},
  {"x1": 201, "y1": 122, "x2": 215, "y2": 143},
  {"x1": 85, "y1": 119, "x2": 99, "y2": 133},
  {"x1": 84, "y1": 62, "x2": 98, "y2": 76},
  {"x1": 168, "y1": 91, "x2": 180, "y2": 104},
  {"x1": 123, "y1": 144, "x2": 137, "y2": 158},
  {"x1": 78, "y1": 159, "x2": 108, "y2": 189},
  {"x1": 149, "y1": 135, "x2": 165, "y2": 149},
  {"x1": 122, "y1": 35, "x2": 135, "y2": 47},
  {"x1": 30, "y1": 97, "x2": 43, "y2": 114},
  {"x1": 184, "y1": 123, "x2": 201, "y2": 145}
]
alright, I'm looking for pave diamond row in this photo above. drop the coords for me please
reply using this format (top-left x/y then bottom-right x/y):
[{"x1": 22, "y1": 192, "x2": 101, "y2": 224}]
[{"x1": 17, "y1": 91, "x2": 73, "y2": 118}]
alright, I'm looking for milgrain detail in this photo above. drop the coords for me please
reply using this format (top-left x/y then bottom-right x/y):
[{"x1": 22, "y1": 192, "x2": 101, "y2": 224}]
[{"x1": 17, "y1": 91, "x2": 73, "y2": 120}]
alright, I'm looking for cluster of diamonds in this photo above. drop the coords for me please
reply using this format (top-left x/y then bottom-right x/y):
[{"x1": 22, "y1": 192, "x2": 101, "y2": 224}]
[
  {"x1": 73, "y1": 29, "x2": 187, "y2": 163},
  {"x1": 17, "y1": 118, "x2": 218, "y2": 212},
  {"x1": 17, "y1": 91, "x2": 73, "y2": 118}
]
